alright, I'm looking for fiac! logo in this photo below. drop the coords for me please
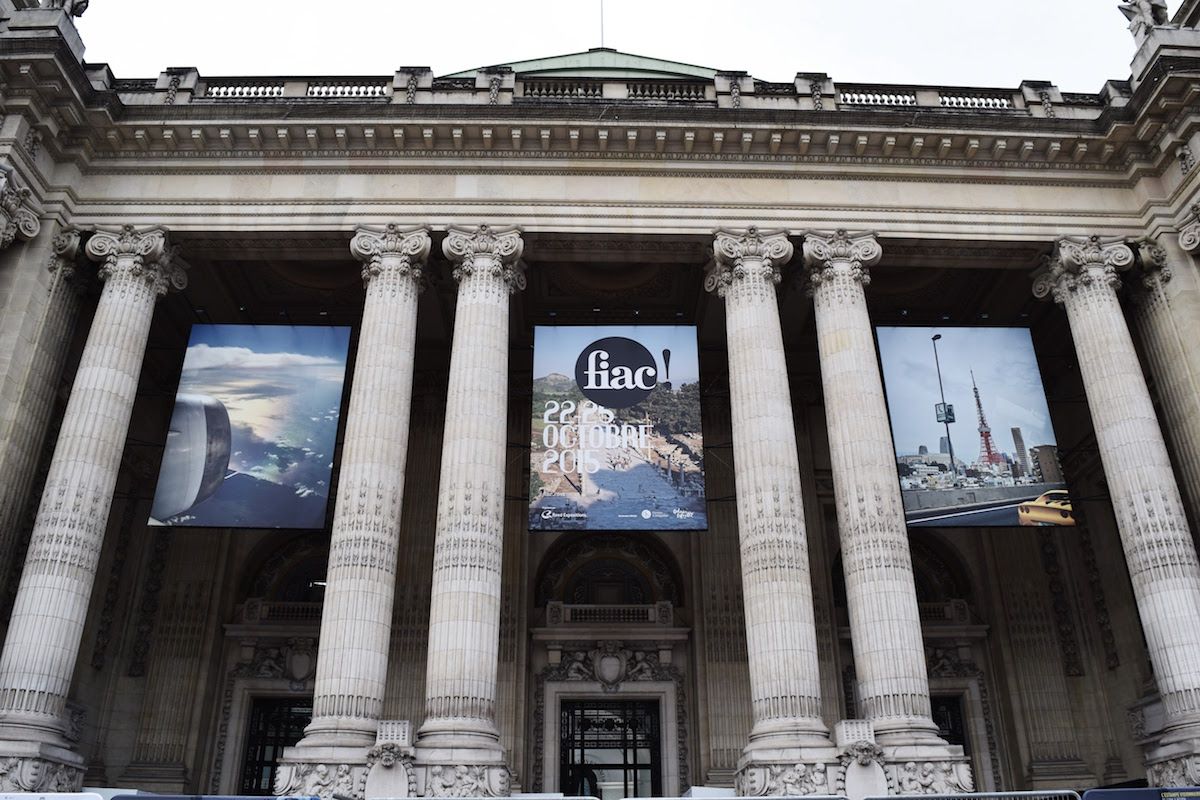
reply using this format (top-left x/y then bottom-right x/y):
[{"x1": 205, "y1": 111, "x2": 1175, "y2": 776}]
[{"x1": 574, "y1": 336, "x2": 657, "y2": 408}]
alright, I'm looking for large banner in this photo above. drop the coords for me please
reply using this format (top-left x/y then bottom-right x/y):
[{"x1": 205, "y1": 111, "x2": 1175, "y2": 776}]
[
  {"x1": 530, "y1": 326, "x2": 706, "y2": 531},
  {"x1": 150, "y1": 324, "x2": 351, "y2": 528},
  {"x1": 876, "y1": 325, "x2": 1072, "y2": 528}
]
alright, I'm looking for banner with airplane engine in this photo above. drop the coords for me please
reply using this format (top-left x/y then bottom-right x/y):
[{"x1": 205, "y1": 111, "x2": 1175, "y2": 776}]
[
  {"x1": 149, "y1": 324, "x2": 351, "y2": 528},
  {"x1": 530, "y1": 325, "x2": 706, "y2": 531}
]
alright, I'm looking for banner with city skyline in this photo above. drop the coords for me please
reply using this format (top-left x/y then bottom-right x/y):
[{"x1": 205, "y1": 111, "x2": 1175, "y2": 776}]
[
  {"x1": 529, "y1": 325, "x2": 707, "y2": 531},
  {"x1": 149, "y1": 324, "x2": 351, "y2": 528},
  {"x1": 875, "y1": 325, "x2": 1072, "y2": 528}
]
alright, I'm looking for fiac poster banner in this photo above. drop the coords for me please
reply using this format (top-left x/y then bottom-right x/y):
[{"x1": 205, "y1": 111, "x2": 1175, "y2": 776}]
[
  {"x1": 530, "y1": 325, "x2": 707, "y2": 531},
  {"x1": 149, "y1": 324, "x2": 351, "y2": 528}
]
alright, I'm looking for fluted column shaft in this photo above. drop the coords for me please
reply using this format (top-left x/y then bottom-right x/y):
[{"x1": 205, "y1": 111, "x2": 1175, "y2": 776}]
[
  {"x1": 0, "y1": 226, "x2": 183, "y2": 748},
  {"x1": 1035, "y1": 237, "x2": 1200, "y2": 747},
  {"x1": 300, "y1": 225, "x2": 431, "y2": 748},
  {"x1": 418, "y1": 225, "x2": 523, "y2": 757},
  {"x1": 708, "y1": 228, "x2": 830, "y2": 752},
  {"x1": 803, "y1": 231, "x2": 943, "y2": 747},
  {"x1": 1131, "y1": 239, "x2": 1200, "y2": 529}
]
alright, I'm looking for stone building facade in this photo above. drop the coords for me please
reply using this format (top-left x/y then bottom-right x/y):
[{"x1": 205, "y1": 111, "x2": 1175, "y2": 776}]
[{"x1": 1, "y1": 0, "x2": 1200, "y2": 796}]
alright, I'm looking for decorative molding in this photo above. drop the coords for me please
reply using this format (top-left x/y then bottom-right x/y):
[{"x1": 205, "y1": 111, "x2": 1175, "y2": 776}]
[
  {"x1": 1178, "y1": 143, "x2": 1196, "y2": 176},
  {"x1": 424, "y1": 764, "x2": 511, "y2": 798},
  {"x1": 886, "y1": 759, "x2": 975, "y2": 794},
  {"x1": 0, "y1": 165, "x2": 41, "y2": 251},
  {"x1": 739, "y1": 761, "x2": 834, "y2": 796},
  {"x1": 274, "y1": 762, "x2": 366, "y2": 800},
  {"x1": 1036, "y1": 531, "x2": 1085, "y2": 677},
  {"x1": 127, "y1": 529, "x2": 170, "y2": 677},
  {"x1": 0, "y1": 757, "x2": 84, "y2": 793},
  {"x1": 1148, "y1": 754, "x2": 1200, "y2": 787},
  {"x1": 706, "y1": 226, "x2": 794, "y2": 296},
  {"x1": 1077, "y1": 526, "x2": 1120, "y2": 670}
]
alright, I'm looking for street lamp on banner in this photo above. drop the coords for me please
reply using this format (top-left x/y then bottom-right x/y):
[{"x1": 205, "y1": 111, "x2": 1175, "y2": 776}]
[{"x1": 931, "y1": 334, "x2": 958, "y2": 481}]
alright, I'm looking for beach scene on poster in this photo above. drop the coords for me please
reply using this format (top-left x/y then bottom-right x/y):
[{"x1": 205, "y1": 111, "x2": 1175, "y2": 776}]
[
  {"x1": 149, "y1": 324, "x2": 351, "y2": 528},
  {"x1": 530, "y1": 325, "x2": 707, "y2": 531}
]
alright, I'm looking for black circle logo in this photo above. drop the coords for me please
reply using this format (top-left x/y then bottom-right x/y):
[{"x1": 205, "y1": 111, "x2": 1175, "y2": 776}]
[{"x1": 574, "y1": 337, "x2": 657, "y2": 408}]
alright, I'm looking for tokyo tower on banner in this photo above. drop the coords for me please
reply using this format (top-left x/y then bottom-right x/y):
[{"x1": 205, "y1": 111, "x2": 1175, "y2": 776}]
[{"x1": 972, "y1": 370, "x2": 1007, "y2": 468}]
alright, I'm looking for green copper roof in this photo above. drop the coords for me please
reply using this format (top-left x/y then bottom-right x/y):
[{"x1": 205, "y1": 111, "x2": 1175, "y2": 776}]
[{"x1": 443, "y1": 48, "x2": 718, "y2": 80}]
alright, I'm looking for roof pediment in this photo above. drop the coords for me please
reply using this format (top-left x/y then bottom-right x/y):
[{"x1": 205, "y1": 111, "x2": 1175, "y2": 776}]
[{"x1": 443, "y1": 48, "x2": 718, "y2": 80}]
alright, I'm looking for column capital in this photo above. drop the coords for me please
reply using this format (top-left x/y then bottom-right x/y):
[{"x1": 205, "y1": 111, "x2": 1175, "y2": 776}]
[
  {"x1": 350, "y1": 223, "x2": 432, "y2": 287},
  {"x1": 84, "y1": 225, "x2": 187, "y2": 295},
  {"x1": 47, "y1": 228, "x2": 83, "y2": 283},
  {"x1": 1032, "y1": 235, "x2": 1134, "y2": 303},
  {"x1": 1180, "y1": 203, "x2": 1200, "y2": 254},
  {"x1": 1136, "y1": 237, "x2": 1173, "y2": 289},
  {"x1": 706, "y1": 226, "x2": 794, "y2": 296},
  {"x1": 0, "y1": 166, "x2": 41, "y2": 251},
  {"x1": 442, "y1": 224, "x2": 525, "y2": 292},
  {"x1": 801, "y1": 229, "x2": 882, "y2": 289}
]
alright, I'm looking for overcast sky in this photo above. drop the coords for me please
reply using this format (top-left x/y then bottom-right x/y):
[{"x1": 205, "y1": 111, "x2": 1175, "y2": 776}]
[
  {"x1": 74, "y1": 1, "x2": 1180, "y2": 93},
  {"x1": 876, "y1": 327, "x2": 1058, "y2": 460}
]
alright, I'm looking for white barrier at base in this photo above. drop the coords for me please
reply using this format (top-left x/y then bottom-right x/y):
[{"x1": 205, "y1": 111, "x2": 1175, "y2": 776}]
[{"x1": 865, "y1": 793, "x2": 1083, "y2": 800}]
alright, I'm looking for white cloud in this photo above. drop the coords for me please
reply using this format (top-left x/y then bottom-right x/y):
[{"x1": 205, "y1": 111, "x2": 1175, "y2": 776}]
[{"x1": 182, "y1": 344, "x2": 340, "y2": 372}]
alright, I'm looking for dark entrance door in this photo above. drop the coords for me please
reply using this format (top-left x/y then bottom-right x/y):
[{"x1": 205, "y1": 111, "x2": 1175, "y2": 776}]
[
  {"x1": 931, "y1": 694, "x2": 971, "y2": 754},
  {"x1": 239, "y1": 696, "x2": 313, "y2": 795},
  {"x1": 560, "y1": 700, "x2": 662, "y2": 799}
]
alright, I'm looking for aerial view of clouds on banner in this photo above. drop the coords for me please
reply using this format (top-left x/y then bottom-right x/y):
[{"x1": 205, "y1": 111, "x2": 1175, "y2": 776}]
[
  {"x1": 149, "y1": 324, "x2": 351, "y2": 528},
  {"x1": 876, "y1": 325, "x2": 1071, "y2": 528}
]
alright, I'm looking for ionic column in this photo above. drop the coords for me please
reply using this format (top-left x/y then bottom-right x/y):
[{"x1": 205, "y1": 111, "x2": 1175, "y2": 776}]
[
  {"x1": 414, "y1": 224, "x2": 523, "y2": 798},
  {"x1": 706, "y1": 228, "x2": 836, "y2": 795},
  {"x1": 276, "y1": 225, "x2": 431, "y2": 799},
  {"x1": 1130, "y1": 238, "x2": 1200, "y2": 529},
  {"x1": 0, "y1": 225, "x2": 183, "y2": 790},
  {"x1": 1033, "y1": 236, "x2": 1200, "y2": 786},
  {"x1": 803, "y1": 230, "x2": 973, "y2": 788}
]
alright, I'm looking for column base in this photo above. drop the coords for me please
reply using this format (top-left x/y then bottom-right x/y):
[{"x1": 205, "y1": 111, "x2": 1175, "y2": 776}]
[
  {"x1": 0, "y1": 739, "x2": 85, "y2": 792},
  {"x1": 411, "y1": 746, "x2": 511, "y2": 798},
  {"x1": 275, "y1": 744, "x2": 370, "y2": 800},
  {"x1": 735, "y1": 744, "x2": 840, "y2": 796},
  {"x1": 1146, "y1": 737, "x2": 1200, "y2": 786},
  {"x1": 828, "y1": 719, "x2": 974, "y2": 798}
]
